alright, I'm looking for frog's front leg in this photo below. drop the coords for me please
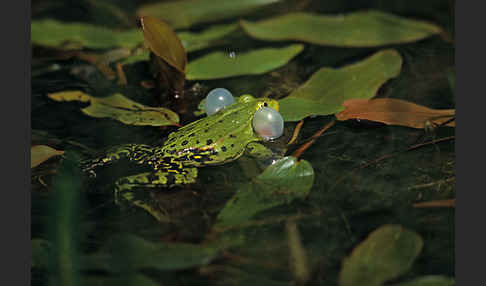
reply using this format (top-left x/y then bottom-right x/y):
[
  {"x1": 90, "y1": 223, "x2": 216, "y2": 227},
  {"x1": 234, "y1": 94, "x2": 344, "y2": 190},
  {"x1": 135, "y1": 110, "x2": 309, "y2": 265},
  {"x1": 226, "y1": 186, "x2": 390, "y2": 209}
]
[
  {"x1": 114, "y1": 167, "x2": 198, "y2": 221},
  {"x1": 81, "y1": 144, "x2": 154, "y2": 176},
  {"x1": 245, "y1": 142, "x2": 277, "y2": 160}
]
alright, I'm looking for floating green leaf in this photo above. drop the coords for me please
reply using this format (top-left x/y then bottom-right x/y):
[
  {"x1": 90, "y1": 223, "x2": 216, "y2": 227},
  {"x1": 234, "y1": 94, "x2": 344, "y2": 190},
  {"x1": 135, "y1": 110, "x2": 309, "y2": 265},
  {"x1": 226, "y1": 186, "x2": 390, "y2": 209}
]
[
  {"x1": 31, "y1": 19, "x2": 143, "y2": 50},
  {"x1": 186, "y1": 44, "x2": 304, "y2": 80},
  {"x1": 47, "y1": 91, "x2": 179, "y2": 126},
  {"x1": 178, "y1": 23, "x2": 239, "y2": 52},
  {"x1": 215, "y1": 156, "x2": 314, "y2": 228},
  {"x1": 241, "y1": 11, "x2": 443, "y2": 47},
  {"x1": 339, "y1": 225, "x2": 423, "y2": 286},
  {"x1": 31, "y1": 145, "x2": 64, "y2": 168},
  {"x1": 391, "y1": 276, "x2": 455, "y2": 286},
  {"x1": 279, "y1": 49, "x2": 402, "y2": 121},
  {"x1": 81, "y1": 234, "x2": 220, "y2": 272},
  {"x1": 137, "y1": 0, "x2": 281, "y2": 30}
]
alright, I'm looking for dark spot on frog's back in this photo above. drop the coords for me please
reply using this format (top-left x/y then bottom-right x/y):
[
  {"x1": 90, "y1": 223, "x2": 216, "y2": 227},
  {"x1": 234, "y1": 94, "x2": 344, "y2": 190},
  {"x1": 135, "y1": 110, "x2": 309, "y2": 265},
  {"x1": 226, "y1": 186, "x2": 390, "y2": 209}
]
[
  {"x1": 181, "y1": 140, "x2": 188, "y2": 146},
  {"x1": 229, "y1": 134, "x2": 236, "y2": 138},
  {"x1": 206, "y1": 139, "x2": 213, "y2": 145},
  {"x1": 188, "y1": 133, "x2": 195, "y2": 137},
  {"x1": 221, "y1": 146, "x2": 227, "y2": 152},
  {"x1": 204, "y1": 129, "x2": 209, "y2": 133},
  {"x1": 218, "y1": 119, "x2": 224, "y2": 123}
]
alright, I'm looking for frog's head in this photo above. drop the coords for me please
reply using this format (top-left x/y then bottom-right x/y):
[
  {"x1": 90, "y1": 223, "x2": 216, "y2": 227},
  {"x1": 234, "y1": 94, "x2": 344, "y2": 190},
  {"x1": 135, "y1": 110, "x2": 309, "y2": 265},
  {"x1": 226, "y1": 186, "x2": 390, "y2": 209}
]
[{"x1": 238, "y1": 94, "x2": 279, "y2": 112}]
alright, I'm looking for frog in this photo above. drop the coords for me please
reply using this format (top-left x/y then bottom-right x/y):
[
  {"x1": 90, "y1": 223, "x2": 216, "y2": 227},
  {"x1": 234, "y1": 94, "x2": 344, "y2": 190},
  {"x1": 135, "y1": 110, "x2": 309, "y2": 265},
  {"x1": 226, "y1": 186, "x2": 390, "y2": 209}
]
[{"x1": 82, "y1": 94, "x2": 280, "y2": 221}]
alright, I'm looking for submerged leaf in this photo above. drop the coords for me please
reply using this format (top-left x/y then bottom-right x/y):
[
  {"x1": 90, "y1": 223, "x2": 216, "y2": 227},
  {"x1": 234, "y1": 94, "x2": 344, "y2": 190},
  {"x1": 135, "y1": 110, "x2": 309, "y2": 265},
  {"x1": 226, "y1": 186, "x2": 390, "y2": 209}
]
[
  {"x1": 279, "y1": 49, "x2": 402, "y2": 121},
  {"x1": 215, "y1": 156, "x2": 314, "y2": 228},
  {"x1": 141, "y1": 16, "x2": 187, "y2": 73},
  {"x1": 82, "y1": 234, "x2": 220, "y2": 272},
  {"x1": 241, "y1": 11, "x2": 443, "y2": 47},
  {"x1": 391, "y1": 275, "x2": 455, "y2": 286},
  {"x1": 339, "y1": 225, "x2": 423, "y2": 286},
  {"x1": 186, "y1": 44, "x2": 304, "y2": 80},
  {"x1": 336, "y1": 98, "x2": 455, "y2": 129},
  {"x1": 31, "y1": 145, "x2": 64, "y2": 168},
  {"x1": 47, "y1": 91, "x2": 179, "y2": 126},
  {"x1": 137, "y1": 0, "x2": 281, "y2": 30}
]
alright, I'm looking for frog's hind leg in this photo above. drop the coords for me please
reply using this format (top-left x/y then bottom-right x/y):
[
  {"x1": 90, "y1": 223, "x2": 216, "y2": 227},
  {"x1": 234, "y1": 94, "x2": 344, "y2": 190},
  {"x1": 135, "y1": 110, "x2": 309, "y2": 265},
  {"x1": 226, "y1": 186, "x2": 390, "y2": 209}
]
[
  {"x1": 81, "y1": 144, "x2": 154, "y2": 176},
  {"x1": 114, "y1": 167, "x2": 198, "y2": 221}
]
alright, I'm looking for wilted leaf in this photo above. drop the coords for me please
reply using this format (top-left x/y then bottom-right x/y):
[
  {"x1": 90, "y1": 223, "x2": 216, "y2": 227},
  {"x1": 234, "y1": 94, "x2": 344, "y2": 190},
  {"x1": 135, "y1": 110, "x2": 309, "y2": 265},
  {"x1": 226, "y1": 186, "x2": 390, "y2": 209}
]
[
  {"x1": 241, "y1": 11, "x2": 443, "y2": 47},
  {"x1": 391, "y1": 275, "x2": 455, "y2": 286},
  {"x1": 336, "y1": 98, "x2": 455, "y2": 129},
  {"x1": 339, "y1": 225, "x2": 423, "y2": 286},
  {"x1": 215, "y1": 156, "x2": 314, "y2": 228},
  {"x1": 279, "y1": 49, "x2": 402, "y2": 121},
  {"x1": 31, "y1": 19, "x2": 143, "y2": 50},
  {"x1": 81, "y1": 234, "x2": 220, "y2": 272},
  {"x1": 186, "y1": 44, "x2": 304, "y2": 80},
  {"x1": 47, "y1": 91, "x2": 179, "y2": 126},
  {"x1": 137, "y1": 0, "x2": 281, "y2": 30},
  {"x1": 32, "y1": 239, "x2": 51, "y2": 269},
  {"x1": 31, "y1": 145, "x2": 64, "y2": 168},
  {"x1": 141, "y1": 16, "x2": 187, "y2": 73}
]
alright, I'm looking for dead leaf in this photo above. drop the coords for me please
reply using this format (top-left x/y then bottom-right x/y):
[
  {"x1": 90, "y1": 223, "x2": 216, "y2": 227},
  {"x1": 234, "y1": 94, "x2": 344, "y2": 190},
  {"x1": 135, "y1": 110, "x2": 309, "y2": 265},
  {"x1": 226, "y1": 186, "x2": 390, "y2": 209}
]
[
  {"x1": 141, "y1": 16, "x2": 187, "y2": 73},
  {"x1": 413, "y1": 199, "x2": 455, "y2": 208},
  {"x1": 336, "y1": 98, "x2": 455, "y2": 129},
  {"x1": 31, "y1": 145, "x2": 64, "y2": 168},
  {"x1": 48, "y1": 91, "x2": 179, "y2": 126}
]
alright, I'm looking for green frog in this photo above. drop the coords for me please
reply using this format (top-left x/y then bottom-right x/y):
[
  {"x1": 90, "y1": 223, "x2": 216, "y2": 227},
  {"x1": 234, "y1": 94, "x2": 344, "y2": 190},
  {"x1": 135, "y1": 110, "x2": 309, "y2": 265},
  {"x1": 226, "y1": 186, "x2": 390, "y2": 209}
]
[{"x1": 82, "y1": 95, "x2": 280, "y2": 221}]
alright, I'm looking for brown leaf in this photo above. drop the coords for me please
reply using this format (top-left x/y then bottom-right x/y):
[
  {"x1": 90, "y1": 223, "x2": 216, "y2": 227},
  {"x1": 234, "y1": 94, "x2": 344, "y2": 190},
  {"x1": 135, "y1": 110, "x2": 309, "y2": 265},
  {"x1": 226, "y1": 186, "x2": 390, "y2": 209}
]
[
  {"x1": 413, "y1": 199, "x2": 455, "y2": 208},
  {"x1": 31, "y1": 145, "x2": 64, "y2": 168},
  {"x1": 336, "y1": 98, "x2": 455, "y2": 129},
  {"x1": 141, "y1": 16, "x2": 186, "y2": 73}
]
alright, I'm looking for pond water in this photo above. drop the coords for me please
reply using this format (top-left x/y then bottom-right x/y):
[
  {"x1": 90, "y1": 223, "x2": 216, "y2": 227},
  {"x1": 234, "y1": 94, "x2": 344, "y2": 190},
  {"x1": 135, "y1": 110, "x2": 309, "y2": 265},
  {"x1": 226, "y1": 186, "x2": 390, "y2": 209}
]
[{"x1": 32, "y1": 1, "x2": 454, "y2": 285}]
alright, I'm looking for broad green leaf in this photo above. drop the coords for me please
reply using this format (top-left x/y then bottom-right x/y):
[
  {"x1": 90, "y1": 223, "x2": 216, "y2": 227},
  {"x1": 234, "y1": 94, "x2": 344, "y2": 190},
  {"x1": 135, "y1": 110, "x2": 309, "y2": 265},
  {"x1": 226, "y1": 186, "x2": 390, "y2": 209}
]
[
  {"x1": 186, "y1": 44, "x2": 304, "y2": 80},
  {"x1": 81, "y1": 234, "x2": 220, "y2": 272},
  {"x1": 47, "y1": 91, "x2": 179, "y2": 126},
  {"x1": 32, "y1": 239, "x2": 51, "y2": 269},
  {"x1": 136, "y1": 0, "x2": 281, "y2": 30},
  {"x1": 178, "y1": 23, "x2": 239, "y2": 53},
  {"x1": 31, "y1": 145, "x2": 64, "y2": 168},
  {"x1": 241, "y1": 11, "x2": 443, "y2": 47},
  {"x1": 391, "y1": 275, "x2": 455, "y2": 286},
  {"x1": 31, "y1": 19, "x2": 143, "y2": 50},
  {"x1": 279, "y1": 49, "x2": 402, "y2": 121},
  {"x1": 141, "y1": 16, "x2": 187, "y2": 73},
  {"x1": 215, "y1": 156, "x2": 314, "y2": 228},
  {"x1": 339, "y1": 224, "x2": 423, "y2": 286}
]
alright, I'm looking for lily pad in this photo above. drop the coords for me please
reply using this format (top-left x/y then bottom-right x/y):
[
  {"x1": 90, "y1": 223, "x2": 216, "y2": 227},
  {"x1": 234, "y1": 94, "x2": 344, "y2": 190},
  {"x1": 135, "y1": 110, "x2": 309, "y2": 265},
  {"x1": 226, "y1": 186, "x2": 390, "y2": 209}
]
[
  {"x1": 186, "y1": 44, "x2": 304, "y2": 80},
  {"x1": 31, "y1": 19, "x2": 143, "y2": 50},
  {"x1": 279, "y1": 49, "x2": 402, "y2": 121},
  {"x1": 215, "y1": 156, "x2": 314, "y2": 228},
  {"x1": 31, "y1": 145, "x2": 64, "y2": 168},
  {"x1": 339, "y1": 224, "x2": 423, "y2": 286},
  {"x1": 241, "y1": 11, "x2": 443, "y2": 47},
  {"x1": 136, "y1": 0, "x2": 281, "y2": 30},
  {"x1": 81, "y1": 234, "x2": 220, "y2": 272},
  {"x1": 47, "y1": 91, "x2": 179, "y2": 126},
  {"x1": 391, "y1": 275, "x2": 455, "y2": 286}
]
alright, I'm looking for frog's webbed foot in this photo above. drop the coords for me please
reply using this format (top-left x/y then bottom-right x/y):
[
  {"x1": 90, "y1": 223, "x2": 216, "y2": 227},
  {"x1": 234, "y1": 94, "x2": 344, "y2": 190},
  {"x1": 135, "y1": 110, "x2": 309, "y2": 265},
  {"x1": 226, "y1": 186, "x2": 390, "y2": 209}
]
[
  {"x1": 81, "y1": 144, "x2": 154, "y2": 177},
  {"x1": 114, "y1": 167, "x2": 198, "y2": 222}
]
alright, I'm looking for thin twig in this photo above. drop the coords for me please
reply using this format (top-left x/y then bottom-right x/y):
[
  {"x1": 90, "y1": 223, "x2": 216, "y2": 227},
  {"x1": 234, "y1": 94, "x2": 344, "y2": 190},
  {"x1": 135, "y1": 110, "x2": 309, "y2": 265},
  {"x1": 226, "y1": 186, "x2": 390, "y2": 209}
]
[
  {"x1": 292, "y1": 120, "x2": 335, "y2": 159},
  {"x1": 288, "y1": 120, "x2": 304, "y2": 145}
]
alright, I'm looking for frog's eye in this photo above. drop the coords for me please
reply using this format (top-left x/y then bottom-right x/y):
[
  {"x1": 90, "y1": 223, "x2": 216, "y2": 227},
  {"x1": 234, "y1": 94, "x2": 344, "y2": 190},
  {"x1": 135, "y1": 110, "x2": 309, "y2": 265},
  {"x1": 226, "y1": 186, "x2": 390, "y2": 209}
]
[
  {"x1": 205, "y1": 88, "x2": 235, "y2": 116},
  {"x1": 252, "y1": 107, "x2": 284, "y2": 140}
]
